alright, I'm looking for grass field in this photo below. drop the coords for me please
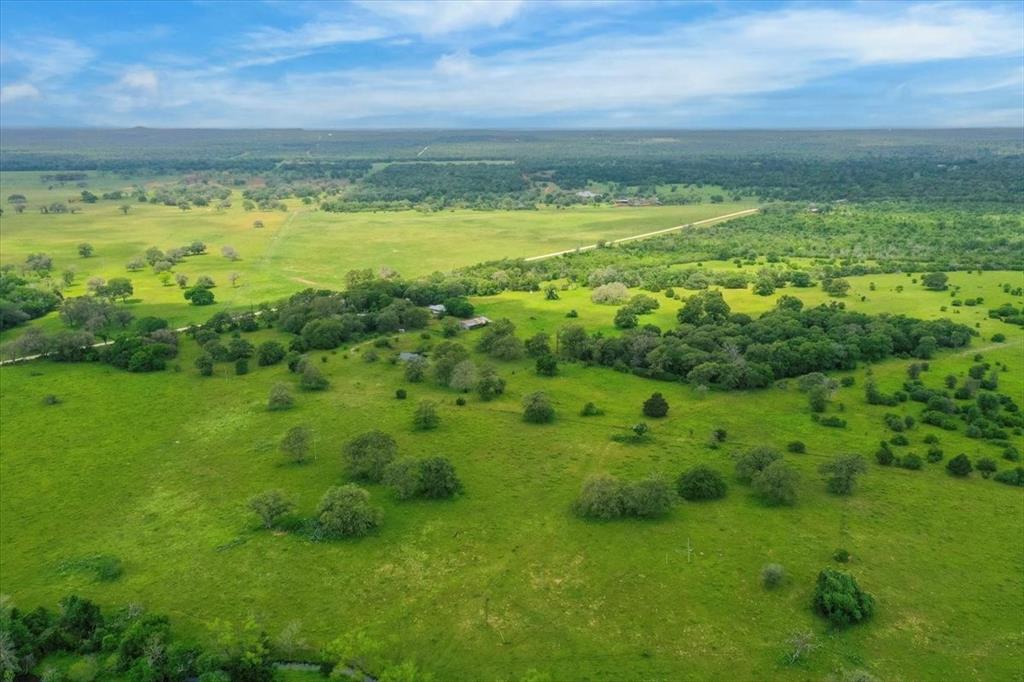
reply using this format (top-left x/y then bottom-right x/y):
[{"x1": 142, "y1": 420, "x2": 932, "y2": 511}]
[
  {"x1": 0, "y1": 170, "x2": 755, "y2": 339},
  {"x1": 2, "y1": 270, "x2": 1021, "y2": 681}
]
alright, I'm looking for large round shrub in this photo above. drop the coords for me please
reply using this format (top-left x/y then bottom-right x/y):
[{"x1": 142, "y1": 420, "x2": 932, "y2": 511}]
[
  {"x1": 812, "y1": 568, "x2": 875, "y2": 628},
  {"x1": 734, "y1": 446, "x2": 782, "y2": 483},
  {"x1": 573, "y1": 475, "x2": 625, "y2": 520},
  {"x1": 642, "y1": 392, "x2": 669, "y2": 418},
  {"x1": 946, "y1": 453, "x2": 973, "y2": 477},
  {"x1": 343, "y1": 431, "x2": 398, "y2": 482},
  {"x1": 622, "y1": 476, "x2": 673, "y2": 518},
  {"x1": 522, "y1": 391, "x2": 555, "y2": 423},
  {"x1": 752, "y1": 461, "x2": 799, "y2": 506},
  {"x1": 316, "y1": 485, "x2": 383, "y2": 538},
  {"x1": 676, "y1": 466, "x2": 727, "y2": 501},
  {"x1": 417, "y1": 457, "x2": 463, "y2": 499}
]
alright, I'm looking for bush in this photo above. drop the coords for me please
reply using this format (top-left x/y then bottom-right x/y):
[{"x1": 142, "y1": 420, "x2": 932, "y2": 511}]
[
  {"x1": 522, "y1": 391, "x2": 555, "y2": 423},
  {"x1": 248, "y1": 490, "x2": 294, "y2": 529},
  {"x1": 573, "y1": 474, "x2": 625, "y2": 520},
  {"x1": 734, "y1": 446, "x2": 782, "y2": 483},
  {"x1": 591, "y1": 282, "x2": 629, "y2": 304},
  {"x1": 875, "y1": 443, "x2": 895, "y2": 466},
  {"x1": 535, "y1": 354, "x2": 558, "y2": 376},
  {"x1": 676, "y1": 466, "x2": 727, "y2": 501},
  {"x1": 994, "y1": 467, "x2": 1024, "y2": 486},
  {"x1": 976, "y1": 457, "x2": 997, "y2": 479},
  {"x1": 316, "y1": 485, "x2": 383, "y2": 538},
  {"x1": 280, "y1": 425, "x2": 312, "y2": 464},
  {"x1": 194, "y1": 354, "x2": 214, "y2": 377},
  {"x1": 299, "y1": 364, "x2": 329, "y2": 390},
  {"x1": 42, "y1": 394, "x2": 60, "y2": 406},
  {"x1": 383, "y1": 458, "x2": 423, "y2": 500},
  {"x1": 761, "y1": 563, "x2": 786, "y2": 589},
  {"x1": 946, "y1": 453, "x2": 972, "y2": 477},
  {"x1": 476, "y1": 367, "x2": 506, "y2": 401},
  {"x1": 267, "y1": 383, "x2": 294, "y2": 411},
  {"x1": 812, "y1": 568, "x2": 875, "y2": 628},
  {"x1": 257, "y1": 341, "x2": 286, "y2": 366},
  {"x1": 417, "y1": 457, "x2": 463, "y2": 499},
  {"x1": 819, "y1": 455, "x2": 867, "y2": 496},
  {"x1": 412, "y1": 400, "x2": 440, "y2": 431},
  {"x1": 404, "y1": 355, "x2": 428, "y2": 382},
  {"x1": 580, "y1": 402, "x2": 603, "y2": 417},
  {"x1": 787, "y1": 441, "x2": 806, "y2": 453},
  {"x1": 642, "y1": 392, "x2": 669, "y2": 418},
  {"x1": 234, "y1": 358, "x2": 249, "y2": 375},
  {"x1": 343, "y1": 431, "x2": 397, "y2": 482},
  {"x1": 752, "y1": 461, "x2": 799, "y2": 506},
  {"x1": 899, "y1": 453, "x2": 923, "y2": 470},
  {"x1": 621, "y1": 476, "x2": 673, "y2": 518},
  {"x1": 395, "y1": 388, "x2": 407, "y2": 400},
  {"x1": 832, "y1": 548, "x2": 850, "y2": 563}
]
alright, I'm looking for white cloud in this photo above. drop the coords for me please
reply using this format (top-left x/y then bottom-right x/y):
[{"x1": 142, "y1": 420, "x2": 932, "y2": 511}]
[
  {"x1": 0, "y1": 82, "x2": 40, "y2": 104},
  {"x1": 0, "y1": 37, "x2": 94, "y2": 82},
  {"x1": 119, "y1": 67, "x2": 159, "y2": 93},
  {"x1": 355, "y1": 0, "x2": 526, "y2": 36}
]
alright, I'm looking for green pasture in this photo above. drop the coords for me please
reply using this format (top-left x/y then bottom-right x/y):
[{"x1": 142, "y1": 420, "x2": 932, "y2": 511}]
[
  {"x1": 0, "y1": 170, "x2": 755, "y2": 337},
  {"x1": 1, "y1": 271, "x2": 1021, "y2": 681}
]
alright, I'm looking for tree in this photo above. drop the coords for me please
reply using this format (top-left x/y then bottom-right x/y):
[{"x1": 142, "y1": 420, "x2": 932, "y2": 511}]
[
  {"x1": 819, "y1": 455, "x2": 867, "y2": 495},
  {"x1": 922, "y1": 272, "x2": 949, "y2": 291},
  {"x1": 99, "y1": 277, "x2": 133, "y2": 302},
  {"x1": 976, "y1": 457, "x2": 997, "y2": 479},
  {"x1": 316, "y1": 485, "x2": 383, "y2": 538},
  {"x1": 642, "y1": 392, "x2": 669, "y2": 418},
  {"x1": 812, "y1": 568, "x2": 875, "y2": 628},
  {"x1": 734, "y1": 446, "x2": 782, "y2": 483},
  {"x1": 235, "y1": 358, "x2": 249, "y2": 375},
  {"x1": 573, "y1": 474, "x2": 625, "y2": 520},
  {"x1": 614, "y1": 307, "x2": 638, "y2": 329},
  {"x1": 525, "y1": 332, "x2": 551, "y2": 357},
  {"x1": 257, "y1": 341, "x2": 286, "y2": 366},
  {"x1": 535, "y1": 354, "x2": 558, "y2": 376},
  {"x1": 417, "y1": 457, "x2": 463, "y2": 499},
  {"x1": 676, "y1": 466, "x2": 727, "y2": 501},
  {"x1": 267, "y1": 383, "x2": 294, "y2": 411},
  {"x1": 249, "y1": 490, "x2": 294, "y2": 529},
  {"x1": 443, "y1": 359, "x2": 477, "y2": 392},
  {"x1": 822, "y1": 278, "x2": 851, "y2": 297},
  {"x1": 299, "y1": 364, "x2": 329, "y2": 390},
  {"x1": 184, "y1": 287, "x2": 215, "y2": 305},
  {"x1": 404, "y1": 355, "x2": 428, "y2": 382},
  {"x1": 622, "y1": 476, "x2": 673, "y2": 518},
  {"x1": 194, "y1": 354, "x2": 214, "y2": 376},
  {"x1": 77, "y1": 243, "x2": 94, "y2": 258},
  {"x1": 280, "y1": 425, "x2": 313, "y2": 464},
  {"x1": 522, "y1": 391, "x2": 555, "y2": 423},
  {"x1": 119, "y1": 204, "x2": 131, "y2": 215},
  {"x1": 221, "y1": 245, "x2": 240, "y2": 261},
  {"x1": 126, "y1": 256, "x2": 145, "y2": 271},
  {"x1": 229, "y1": 272, "x2": 241, "y2": 288},
  {"x1": 343, "y1": 431, "x2": 397, "y2": 482},
  {"x1": 946, "y1": 453, "x2": 973, "y2": 477},
  {"x1": 752, "y1": 461, "x2": 799, "y2": 506},
  {"x1": 227, "y1": 338, "x2": 255, "y2": 360},
  {"x1": 443, "y1": 296, "x2": 474, "y2": 318},
  {"x1": 413, "y1": 400, "x2": 440, "y2": 431},
  {"x1": 472, "y1": 366, "x2": 504, "y2": 401}
]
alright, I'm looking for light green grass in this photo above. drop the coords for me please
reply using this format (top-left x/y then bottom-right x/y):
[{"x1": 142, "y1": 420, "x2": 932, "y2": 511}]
[
  {"x1": 2, "y1": 271, "x2": 1021, "y2": 680},
  {"x1": 0, "y1": 169, "x2": 755, "y2": 337}
]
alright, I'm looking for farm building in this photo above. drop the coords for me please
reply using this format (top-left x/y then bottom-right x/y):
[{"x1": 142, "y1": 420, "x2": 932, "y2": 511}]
[
  {"x1": 459, "y1": 316, "x2": 491, "y2": 330},
  {"x1": 398, "y1": 352, "x2": 423, "y2": 362},
  {"x1": 427, "y1": 304, "x2": 447, "y2": 316}
]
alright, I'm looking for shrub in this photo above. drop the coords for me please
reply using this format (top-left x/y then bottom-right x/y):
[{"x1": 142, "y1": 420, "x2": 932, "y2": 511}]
[
  {"x1": 734, "y1": 447, "x2": 782, "y2": 483},
  {"x1": 316, "y1": 485, "x2": 382, "y2": 538},
  {"x1": 889, "y1": 434, "x2": 909, "y2": 446},
  {"x1": 299, "y1": 364, "x2": 329, "y2": 391},
  {"x1": 535, "y1": 354, "x2": 558, "y2": 376},
  {"x1": 455, "y1": 396, "x2": 466, "y2": 406},
  {"x1": 752, "y1": 461, "x2": 799, "y2": 506},
  {"x1": 42, "y1": 394, "x2": 61, "y2": 406},
  {"x1": 1003, "y1": 446, "x2": 1021, "y2": 462},
  {"x1": 899, "y1": 453, "x2": 923, "y2": 470},
  {"x1": 832, "y1": 548, "x2": 850, "y2": 563},
  {"x1": 412, "y1": 400, "x2": 440, "y2": 431},
  {"x1": 812, "y1": 568, "x2": 875, "y2": 628},
  {"x1": 280, "y1": 425, "x2": 312, "y2": 464},
  {"x1": 417, "y1": 457, "x2": 463, "y2": 499},
  {"x1": 343, "y1": 431, "x2": 397, "y2": 482},
  {"x1": 875, "y1": 443, "x2": 895, "y2": 466},
  {"x1": 786, "y1": 441, "x2": 806, "y2": 453},
  {"x1": 818, "y1": 415, "x2": 847, "y2": 428},
  {"x1": 522, "y1": 391, "x2": 555, "y2": 423},
  {"x1": 976, "y1": 457, "x2": 997, "y2": 479},
  {"x1": 573, "y1": 475, "x2": 625, "y2": 520},
  {"x1": 676, "y1": 466, "x2": 727, "y2": 501},
  {"x1": 579, "y1": 402, "x2": 603, "y2": 417},
  {"x1": 761, "y1": 563, "x2": 786, "y2": 589},
  {"x1": 946, "y1": 453, "x2": 972, "y2": 477},
  {"x1": 383, "y1": 458, "x2": 423, "y2": 500},
  {"x1": 642, "y1": 392, "x2": 669, "y2": 418},
  {"x1": 194, "y1": 354, "x2": 214, "y2": 377},
  {"x1": 819, "y1": 455, "x2": 867, "y2": 496},
  {"x1": 622, "y1": 476, "x2": 673, "y2": 518},
  {"x1": 395, "y1": 388, "x2": 407, "y2": 400},
  {"x1": 404, "y1": 355, "x2": 428, "y2": 382},
  {"x1": 248, "y1": 490, "x2": 294, "y2": 529},
  {"x1": 590, "y1": 282, "x2": 629, "y2": 304},
  {"x1": 994, "y1": 467, "x2": 1024, "y2": 486},
  {"x1": 257, "y1": 341, "x2": 286, "y2": 366},
  {"x1": 476, "y1": 367, "x2": 506, "y2": 401},
  {"x1": 234, "y1": 358, "x2": 248, "y2": 375},
  {"x1": 925, "y1": 447, "x2": 944, "y2": 463},
  {"x1": 267, "y1": 383, "x2": 294, "y2": 411}
]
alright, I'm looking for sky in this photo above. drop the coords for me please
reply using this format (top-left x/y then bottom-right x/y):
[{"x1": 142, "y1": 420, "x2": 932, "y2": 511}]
[{"x1": 0, "y1": 0, "x2": 1022, "y2": 129}]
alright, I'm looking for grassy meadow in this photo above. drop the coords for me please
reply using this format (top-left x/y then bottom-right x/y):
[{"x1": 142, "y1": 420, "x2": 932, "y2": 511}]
[
  {"x1": 1, "y1": 268, "x2": 1021, "y2": 681},
  {"x1": 0, "y1": 170, "x2": 755, "y2": 339}
]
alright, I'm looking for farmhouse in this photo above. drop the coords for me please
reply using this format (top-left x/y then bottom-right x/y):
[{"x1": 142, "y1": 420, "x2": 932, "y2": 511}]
[
  {"x1": 459, "y1": 316, "x2": 491, "y2": 330},
  {"x1": 398, "y1": 352, "x2": 423, "y2": 362},
  {"x1": 427, "y1": 304, "x2": 446, "y2": 316}
]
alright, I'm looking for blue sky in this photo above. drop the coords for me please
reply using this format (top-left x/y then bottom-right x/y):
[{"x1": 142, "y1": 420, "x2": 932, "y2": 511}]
[{"x1": 0, "y1": 0, "x2": 1021, "y2": 128}]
